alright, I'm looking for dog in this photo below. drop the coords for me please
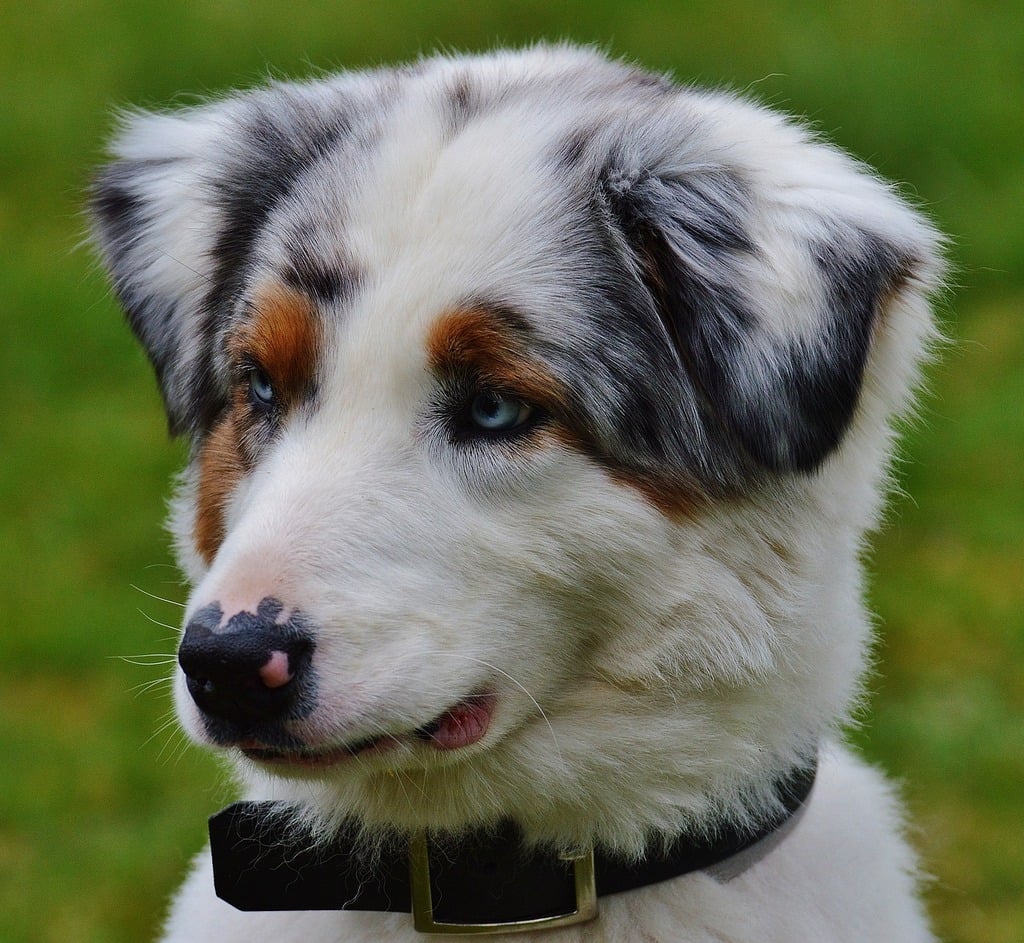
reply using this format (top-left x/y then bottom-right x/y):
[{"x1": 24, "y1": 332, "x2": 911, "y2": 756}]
[{"x1": 91, "y1": 45, "x2": 943, "y2": 942}]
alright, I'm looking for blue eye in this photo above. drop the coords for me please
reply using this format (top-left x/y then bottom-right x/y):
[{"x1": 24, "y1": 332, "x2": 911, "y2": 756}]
[
  {"x1": 468, "y1": 390, "x2": 533, "y2": 432},
  {"x1": 247, "y1": 367, "x2": 275, "y2": 408}
]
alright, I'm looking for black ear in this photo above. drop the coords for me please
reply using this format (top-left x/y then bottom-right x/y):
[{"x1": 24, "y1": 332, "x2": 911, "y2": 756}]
[
  {"x1": 89, "y1": 93, "x2": 349, "y2": 437},
  {"x1": 604, "y1": 167, "x2": 919, "y2": 475}
]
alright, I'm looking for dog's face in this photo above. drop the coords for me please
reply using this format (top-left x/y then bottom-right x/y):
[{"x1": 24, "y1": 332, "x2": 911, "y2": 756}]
[{"x1": 92, "y1": 47, "x2": 940, "y2": 845}]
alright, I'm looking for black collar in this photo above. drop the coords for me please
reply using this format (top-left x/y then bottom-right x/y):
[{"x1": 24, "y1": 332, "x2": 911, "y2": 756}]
[{"x1": 209, "y1": 759, "x2": 816, "y2": 933}]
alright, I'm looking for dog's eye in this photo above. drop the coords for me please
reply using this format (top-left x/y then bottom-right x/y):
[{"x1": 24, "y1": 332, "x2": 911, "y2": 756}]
[
  {"x1": 468, "y1": 390, "x2": 533, "y2": 433},
  {"x1": 247, "y1": 367, "x2": 276, "y2": 408}
]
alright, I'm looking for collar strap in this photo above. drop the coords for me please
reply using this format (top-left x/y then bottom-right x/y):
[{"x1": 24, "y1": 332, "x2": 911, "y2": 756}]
[{"x1": 209, "y1": 759, "x2": 816, "y2": 935}]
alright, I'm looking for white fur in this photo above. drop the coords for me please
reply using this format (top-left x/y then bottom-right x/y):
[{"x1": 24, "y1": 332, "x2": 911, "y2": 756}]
[{"x1": 93, "y1": 45, "x2": 942, "y2": 942}]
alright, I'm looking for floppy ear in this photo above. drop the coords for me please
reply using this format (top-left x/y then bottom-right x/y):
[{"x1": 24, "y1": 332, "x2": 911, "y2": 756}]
[
  {"x1": 90, "y1": 106, "x2": 235, "y2": 436},
  {"x1": 89, "y1": 93, "x2": 348, "y2": 436},
  {"x1": 603, "y1": 163, "x2": 936, "y2": 475}
]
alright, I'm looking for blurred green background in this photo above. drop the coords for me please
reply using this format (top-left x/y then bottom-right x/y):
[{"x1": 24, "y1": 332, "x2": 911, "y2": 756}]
[{"x1": 1, "y1": 2, "x2": 1020, "y2": 941}]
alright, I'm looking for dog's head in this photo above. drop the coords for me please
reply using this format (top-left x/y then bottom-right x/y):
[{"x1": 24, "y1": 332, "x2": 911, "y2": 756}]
[{"x1": 92, "y1": 47, "x2": 941, "y2": 849}]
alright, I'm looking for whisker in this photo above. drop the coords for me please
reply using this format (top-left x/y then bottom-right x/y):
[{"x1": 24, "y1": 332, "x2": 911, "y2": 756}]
[
  {"x1": 110, "y1": 653, "x2": 178, "y2": 666},
  {"x1": 151, "y1": 714, "x2": 201, "y2": 770},
  {"x1": 169, "y1": 733, "x2": 199, "y2": 769},
  {"x1": 136, "y1": 609, "x2": 181, "y2": 633},
  {"x1": 130, "y1": 677, "x2": 174, "y2": 698},
  {"x1": 130, "y1": 583, "x2": 186, "y2": 608},
  {"x1": 145, "y1": 710, "x2": 184, "y2": 754},
  {"x1": 161, "y1": 734, "x2": 187, "y2": 769}
]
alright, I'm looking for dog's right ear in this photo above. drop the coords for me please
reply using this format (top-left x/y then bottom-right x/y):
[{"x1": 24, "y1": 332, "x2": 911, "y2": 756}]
[{"x1": 89, "y1": 94, "x2": 347, "y2": 437}]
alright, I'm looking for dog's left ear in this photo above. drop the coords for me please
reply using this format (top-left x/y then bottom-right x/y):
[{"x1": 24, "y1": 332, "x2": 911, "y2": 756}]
[{"x1": 603, "y1": 158, "x2": 939, "y2": 475}]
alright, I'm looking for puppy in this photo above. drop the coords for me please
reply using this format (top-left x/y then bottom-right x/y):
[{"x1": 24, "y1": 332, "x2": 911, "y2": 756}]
[{"x1": 91, "y1": 45, "x2": 943, "y2": 942}]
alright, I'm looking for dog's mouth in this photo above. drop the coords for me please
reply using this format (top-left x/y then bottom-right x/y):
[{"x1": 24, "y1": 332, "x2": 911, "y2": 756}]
[{"x1": 240, "y1": 692, "x2": 496, "y2": 769}]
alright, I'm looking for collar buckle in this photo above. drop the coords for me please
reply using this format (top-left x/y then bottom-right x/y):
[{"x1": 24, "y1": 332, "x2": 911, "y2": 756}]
[{"x1": 409, "y1": 833, "x2": 598, "y2": 935}]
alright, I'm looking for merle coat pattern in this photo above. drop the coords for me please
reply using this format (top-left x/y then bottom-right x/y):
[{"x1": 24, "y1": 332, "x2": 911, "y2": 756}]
[{"x1": 92, "y1": 45, "x2": 942, "y2": 942}]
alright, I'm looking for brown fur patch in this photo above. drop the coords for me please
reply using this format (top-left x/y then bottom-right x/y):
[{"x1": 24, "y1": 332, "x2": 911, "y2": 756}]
[
  {"x1": 230, "y1": 283, "x2": 322, "y2": 406},
  {"x1": 193, "y1": 283, "x2": 323, "y2": 562},
  {"x1": 194, "y1": 412, "x2": 246, "y2": 563},
  {"x1": 606, "y1": 467, "x2": 702, "y2": 520},
  {"x1": 426, "y1": 307, "x2": 568, "y2": 417}
]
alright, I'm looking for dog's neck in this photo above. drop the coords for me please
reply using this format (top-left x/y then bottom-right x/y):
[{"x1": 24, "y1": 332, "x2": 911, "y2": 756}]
[{"x1": 209, "y1": 757, "x2": 817, "y2": 932}]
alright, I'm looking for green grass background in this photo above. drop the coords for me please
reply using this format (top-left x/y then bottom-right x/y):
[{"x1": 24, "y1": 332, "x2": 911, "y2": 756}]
[{"x1": 1, "y1": 2, "x2": 1020, "y2": 941}]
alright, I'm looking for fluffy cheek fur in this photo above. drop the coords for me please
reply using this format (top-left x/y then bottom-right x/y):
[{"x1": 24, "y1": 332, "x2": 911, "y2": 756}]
[
  {"x1": 287, "y1": 488, "x2": 864, "y2": 853},
  {"x1": 167, "y1": 403, "x2": 862, "y2": 853}
]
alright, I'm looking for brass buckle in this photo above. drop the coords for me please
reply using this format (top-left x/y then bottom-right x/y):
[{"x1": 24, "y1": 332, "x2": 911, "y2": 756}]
[{"x1": 408, "y1": 833, "x2": 598, "y2": 935}]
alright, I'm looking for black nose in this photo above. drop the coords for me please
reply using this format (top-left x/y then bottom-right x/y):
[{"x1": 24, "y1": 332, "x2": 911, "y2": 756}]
[{"x1": 178, "y1": 598, "x2": 314, "y2": 725}]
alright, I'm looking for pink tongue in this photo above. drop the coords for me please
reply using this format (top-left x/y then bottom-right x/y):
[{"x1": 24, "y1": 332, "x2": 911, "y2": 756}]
[{"x1": 428, "y1": 696, "x2": 493, "y2": 751}]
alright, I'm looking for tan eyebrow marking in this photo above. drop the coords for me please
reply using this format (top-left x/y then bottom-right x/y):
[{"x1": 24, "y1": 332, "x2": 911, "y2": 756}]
[
  {"x1": 425, "y1": 306, "x2": 567, "y2": 415},
  {"x1": 229, "y1": 282, "x2": 322, "y2": 404}
]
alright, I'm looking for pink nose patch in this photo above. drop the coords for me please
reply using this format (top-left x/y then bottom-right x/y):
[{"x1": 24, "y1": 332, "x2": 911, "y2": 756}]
[{"x1": 259, "y1": 651, "x2": 293, "y2": 689}]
